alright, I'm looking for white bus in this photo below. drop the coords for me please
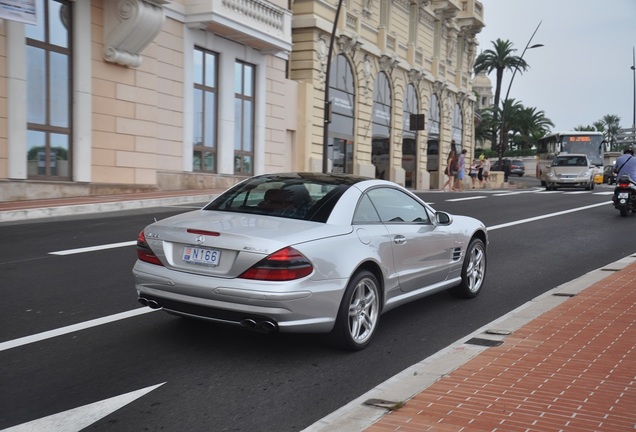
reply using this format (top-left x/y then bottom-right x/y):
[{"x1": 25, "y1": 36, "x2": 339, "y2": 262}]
[{"x1": 536, "y1": 131, "x2": 608, "y2": 185}]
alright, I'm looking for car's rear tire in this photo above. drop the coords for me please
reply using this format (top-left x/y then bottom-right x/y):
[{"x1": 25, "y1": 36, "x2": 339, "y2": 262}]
[
  {"x1": 331, "y1": 270, "x2": 380, "y2": 350},
  {"x1": 451, "y1": 238, "x2": 486, "y2": 298},
  {"x1": 620, "y1": 207, "x2": 630, "y2": 217}
]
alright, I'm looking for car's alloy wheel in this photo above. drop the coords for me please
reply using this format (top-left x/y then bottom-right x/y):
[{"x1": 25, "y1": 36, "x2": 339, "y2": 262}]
[
  {"x1": 451, "y1": 238, "x2": 486, "y2": 298},
  {"x1": 332, "y1": 270, "x2": 380, "y2": 350}
]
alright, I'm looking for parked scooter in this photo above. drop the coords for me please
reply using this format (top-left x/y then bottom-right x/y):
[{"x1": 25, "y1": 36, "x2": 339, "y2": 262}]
[{"x1": 612, "y1": 174, "x2": 636, "y2": 217}]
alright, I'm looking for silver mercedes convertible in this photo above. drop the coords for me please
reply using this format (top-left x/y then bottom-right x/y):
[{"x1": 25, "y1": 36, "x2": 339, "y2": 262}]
[{"x1": 133, "y1": 173, "x2": 488, "y2": 350}]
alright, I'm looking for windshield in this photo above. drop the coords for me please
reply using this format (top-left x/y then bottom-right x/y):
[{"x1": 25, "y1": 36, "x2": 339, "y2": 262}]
[
  {"x1": 552, "y1": 156, "x2": 588, "y2": 167},
  {"x1": 560, "y1": 135, "x2": 604, "y2": 166},
  {"x1": 203, "y1": 173, "x2": 359, "y2": 222}
]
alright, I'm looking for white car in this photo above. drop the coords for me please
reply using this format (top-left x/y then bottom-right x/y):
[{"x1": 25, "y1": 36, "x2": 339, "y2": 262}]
[
  {"x1": 544, "y1": 154, "x2": 595, "y2": 191},
  {"x1": 133, "y1": 173, "x2": 488, "y2": 350}
]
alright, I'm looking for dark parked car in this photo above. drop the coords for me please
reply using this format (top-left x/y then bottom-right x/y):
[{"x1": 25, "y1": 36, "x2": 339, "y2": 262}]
[
  {"x1": 603, "y1": 165, "x2": 617, "y2": 184},
  {"x1": 491, "y1": 159, "x2": 525, "y2": 177}
]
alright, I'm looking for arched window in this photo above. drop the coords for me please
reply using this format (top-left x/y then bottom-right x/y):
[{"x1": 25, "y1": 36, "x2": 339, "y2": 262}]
[
  {"x1": 426, "y1": 94, "x2": 440, "y2": 172},
  {"x1": 372, "y1": 72, "x2": 392, "y2": 179},
  {"x1": 328, "y1": 54, "x2": 355, "y2": 174},
  {"x1": 452, "y1": 103, "x2": 463, "y2": 149},
  {"x1": 402, "y1": 84, "x2": 418, "y2": 188}
]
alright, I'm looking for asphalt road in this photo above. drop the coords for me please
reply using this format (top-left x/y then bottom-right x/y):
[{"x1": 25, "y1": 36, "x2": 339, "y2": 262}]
[{"x1": 1, "y1": 183, "x2": 634, "y2": 432}]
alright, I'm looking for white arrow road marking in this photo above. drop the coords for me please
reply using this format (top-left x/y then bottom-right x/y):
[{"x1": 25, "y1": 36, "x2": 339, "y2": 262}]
[{"x1": 0, "y1": 383, "x2": 165, "y2": 432}]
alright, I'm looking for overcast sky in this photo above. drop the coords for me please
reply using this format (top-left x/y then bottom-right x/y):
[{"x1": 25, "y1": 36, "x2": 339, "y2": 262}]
[{"x1": 476, "y1": 0, "x2": 636, "y2": 132}]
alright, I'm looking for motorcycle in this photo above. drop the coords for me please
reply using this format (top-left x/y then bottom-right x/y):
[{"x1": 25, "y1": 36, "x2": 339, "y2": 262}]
[{"x1": 612, "y1": 174, "x2": 636, "y2": 217}]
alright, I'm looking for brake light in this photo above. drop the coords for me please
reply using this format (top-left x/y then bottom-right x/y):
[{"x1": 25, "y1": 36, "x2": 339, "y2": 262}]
[
  {"x1": 239, "y1": 247, "x2": 313, "y2": 281},
  {"x1": 187, "y1": 229, "x2": 220, "y2": 237},
  {"x1": 136, "y1": 230, "x2": 163, "y2": 266},
  {"x1": 618, "y1": 182, "x2": 630, "y2": 188}
]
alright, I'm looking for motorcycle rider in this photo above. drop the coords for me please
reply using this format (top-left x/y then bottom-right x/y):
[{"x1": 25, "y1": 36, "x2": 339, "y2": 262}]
[{"x1": 613, "y1": 146, "x2": 636, "y2": 182}]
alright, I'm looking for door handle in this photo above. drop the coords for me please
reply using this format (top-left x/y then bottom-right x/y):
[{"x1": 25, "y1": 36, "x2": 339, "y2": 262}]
[{"x1": 393, "y1": 235, "x2": 406, "y2": 245}]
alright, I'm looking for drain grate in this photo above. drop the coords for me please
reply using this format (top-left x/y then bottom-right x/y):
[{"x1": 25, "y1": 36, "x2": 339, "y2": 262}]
[
  {"x1": 465, "y1": 337, "x2": 503, "y2": 347},
  {"x1": 363, "y1": 399, "x2": 405, "y2": 410},
  {"x1": 552, "y1": 292, "x2": 576, "y2": 297}
]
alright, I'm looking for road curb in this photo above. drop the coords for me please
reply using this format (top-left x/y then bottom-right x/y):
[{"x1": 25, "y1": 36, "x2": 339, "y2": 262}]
[{"x1": 302, "y1": 253, "x2": 636, "y2": 432}]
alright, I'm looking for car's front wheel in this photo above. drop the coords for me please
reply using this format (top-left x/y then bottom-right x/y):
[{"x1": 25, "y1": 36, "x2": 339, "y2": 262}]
[
  {"x1": 451, "y1": 238, "x2": 486, "y2": 298},
  {"x1": 332, "y1": 270, "x2": 380, "y2": 350}
]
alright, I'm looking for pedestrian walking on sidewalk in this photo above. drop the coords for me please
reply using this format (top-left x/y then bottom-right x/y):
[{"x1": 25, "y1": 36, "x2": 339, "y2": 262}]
[
  {"x1": 442, "y1": 149, "x2": 458, "y2": 191},
  {"x1": 456, "y1": 149, "x2": 467, "y2": 192},
  {"x1": 469, "y1": 159, "x2": 479, "y2": 188},
  {"x1": 481, "y1": 158, "x2": 490, "y2": 188}
]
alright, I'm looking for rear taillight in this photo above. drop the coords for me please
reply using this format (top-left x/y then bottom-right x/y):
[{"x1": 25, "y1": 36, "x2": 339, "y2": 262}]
[
  {"x1": 136, "y1": 230, "x2": 163, "y2": 266},
  {"x1": 618, "y1": 182, "x2": 630, "y2": 188},
  {"x1": 239, "y1": 247, "x2": 313, "y2": 281}
]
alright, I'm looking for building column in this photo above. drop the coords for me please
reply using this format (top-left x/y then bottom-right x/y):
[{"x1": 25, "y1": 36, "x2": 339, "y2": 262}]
[{"x1": 6, "y1": 21, "x2": 27, "y2": 179}]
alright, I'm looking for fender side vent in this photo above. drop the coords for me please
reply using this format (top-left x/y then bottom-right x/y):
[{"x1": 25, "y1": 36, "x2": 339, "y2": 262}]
[{"x1": 452, "y1": 247, "x2": 462, "y2": 262}]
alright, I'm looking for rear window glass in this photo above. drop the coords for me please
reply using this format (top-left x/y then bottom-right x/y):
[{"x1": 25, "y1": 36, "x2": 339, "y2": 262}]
[{"x1": 204, "y1": 174, "x2": 354, "y2": 222}]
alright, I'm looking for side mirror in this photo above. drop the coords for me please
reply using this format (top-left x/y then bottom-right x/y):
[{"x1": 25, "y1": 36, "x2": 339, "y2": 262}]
[{"x1": 435, "y1": 211, "x2": 453, "y2": 225}]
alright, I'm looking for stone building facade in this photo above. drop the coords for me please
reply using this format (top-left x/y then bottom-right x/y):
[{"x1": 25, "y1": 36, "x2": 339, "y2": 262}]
[
  {"x1": 0, "y1": 0, "x2": 483, "y2": 200},
  {"x1": 290, "y1": 0, "x2": 484, "y2": 189},
  {"x1": 0, "y1": 0, "x2": 295, "y2": 200}
]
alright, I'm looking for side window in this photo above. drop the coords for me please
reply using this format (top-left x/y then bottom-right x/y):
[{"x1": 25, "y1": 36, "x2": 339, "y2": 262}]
[
  {"x1": 353, "y1": 194, "x2": 381, "y2": 224},
  {"x1": 366, "y1": 188, "x2": 430, "y2": 224}
]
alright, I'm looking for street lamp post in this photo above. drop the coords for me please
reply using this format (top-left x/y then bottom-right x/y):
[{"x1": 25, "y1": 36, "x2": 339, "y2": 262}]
[
  {"x1": 322, "y1": 0, "x2": 345, "y2": 173},
  {"x1": 631, "y1": 46, "x2": 635, "y2": 128},
  {"x1": 498, "y1": 21, "x2": 543, "y2": 168}
]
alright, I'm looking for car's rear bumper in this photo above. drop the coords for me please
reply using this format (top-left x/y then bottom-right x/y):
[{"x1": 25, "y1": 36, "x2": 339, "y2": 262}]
[{"x1": 133, "y1": 261, "x2": 346, "y2": 333}]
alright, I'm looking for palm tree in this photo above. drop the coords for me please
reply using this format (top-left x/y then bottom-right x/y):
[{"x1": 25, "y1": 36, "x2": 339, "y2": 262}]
[
  {"x1": 474, "y1": 107, "x2": 497, "y2": 147},
  {"x1": 514, "y1": 106, "x2": 553, "y2": 149},
  {"x1": 601, "y1": 114, "x2": 621, "y2": 150},
  {"x1": 574, "y1": 125, "x2": 595, "y2": 131},
  {"x1": 499, "y1": 99, "x2": 523, "y2": 150},
  {"x1": 474, "y1": 39, "x2": 530, "y2": 150},
  {"x1": 593, "y1": 121, "x2": 605, "y2": 133}
]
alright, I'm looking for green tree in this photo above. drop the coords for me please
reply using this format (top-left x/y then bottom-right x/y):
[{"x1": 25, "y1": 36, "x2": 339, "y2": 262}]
[
  {"x1": 500, "y1": 98, "x2": 523, "y2": 150},
  {"x1": 593, "y1": 121, "x2": 605, "y2": 133},
  {"x1": 514, "y1": 106, "x2": 553, "y2": 149},
  {"x1": 601, "y1": 114, "x2": 621, "y2": 150},
  {"x1": 574, "y1": 125, "x2": 596, "y2": 131},
  {"x1": 474, "y1": 39, "x2": 530, "y2": 150},
  {"x1": 474, "y1": 107, "x2": 497, "y2": 146}
]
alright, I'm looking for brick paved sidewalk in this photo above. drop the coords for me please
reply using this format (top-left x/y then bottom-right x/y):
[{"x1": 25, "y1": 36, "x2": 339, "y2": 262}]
[{"x1": 366, "y1": 261, "x2": 636, "y2": 432}]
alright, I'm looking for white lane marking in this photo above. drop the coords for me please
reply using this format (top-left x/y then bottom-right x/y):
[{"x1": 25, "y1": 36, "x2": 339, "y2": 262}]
[
  {"x1": 8, "y1": 199, "x2": 613, "y2": 353},
  {"x1": 594, "y1": 191, "x2": 615, "y2": 195},
  {"x1": 0, "y1": 383, "x2": 165, "y2": 432},
  {"x1": 446, "y1": 196, "x2": 487, "y2": 202},
  {"x1": 49, "y1": 241, "x2": 136, "y2": 256},
  {"x1": 0, "y1": 308, "x2": 156, "y2": 353},
  {"x1": 487, "y1": 201, "x2": 612, "y2": 231},
  {"x1": 492, "y1": 190, "x2": 542, "y2": 196}
]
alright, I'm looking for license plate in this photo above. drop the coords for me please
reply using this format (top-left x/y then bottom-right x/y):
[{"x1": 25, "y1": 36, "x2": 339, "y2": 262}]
[
  {"x1": 618, "y1": 192, "x2": 629, "y2": 199},
  {"x1": 183, "y1": 246, "x2": 221, "y2": 266}
]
